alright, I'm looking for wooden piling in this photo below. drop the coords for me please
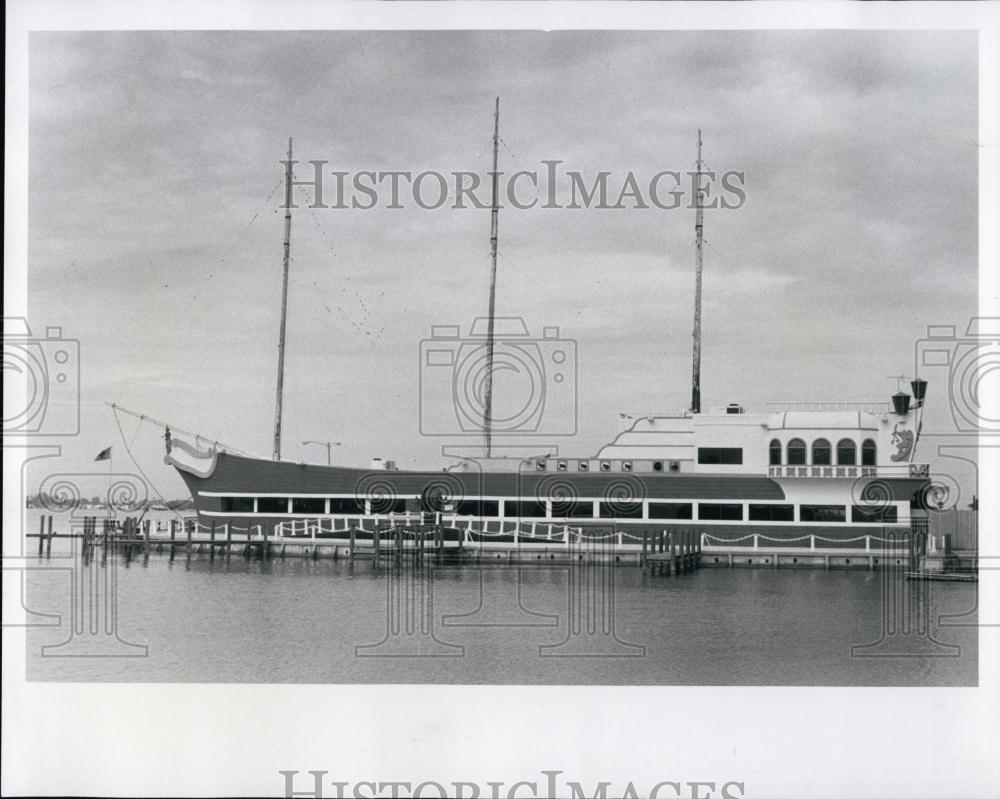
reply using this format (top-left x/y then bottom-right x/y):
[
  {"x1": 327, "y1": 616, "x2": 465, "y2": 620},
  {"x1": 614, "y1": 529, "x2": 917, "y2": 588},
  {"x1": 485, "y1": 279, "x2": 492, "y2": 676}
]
[
  {"x1": 373, "y1": 527, "x2": 381, "y2": 564},
  {"x1": 349, "y1": 526, "x2": 356, "y2": 561},
  {"x1": 169, "y1": 519, "x2": 176, "y2": 559},
  {"x1": 669, "y1": 530, "x2": 677, "y2": 575},
  {"x1": 209, "y1": 521, "x2": 216, "y2": 560},
  {"x1": 225, "y1": 522, "x2": 232, "y2": 556},
  {"x1": 641, "y1": 531, "x2": 648, "y2": 568}
]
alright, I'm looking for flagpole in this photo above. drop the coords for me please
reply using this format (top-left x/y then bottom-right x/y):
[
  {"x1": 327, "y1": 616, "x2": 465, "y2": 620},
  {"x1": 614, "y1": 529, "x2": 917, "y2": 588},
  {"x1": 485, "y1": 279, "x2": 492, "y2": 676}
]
[{"x1": 108, "y1": 448, "x2": 114, "y2": 523}]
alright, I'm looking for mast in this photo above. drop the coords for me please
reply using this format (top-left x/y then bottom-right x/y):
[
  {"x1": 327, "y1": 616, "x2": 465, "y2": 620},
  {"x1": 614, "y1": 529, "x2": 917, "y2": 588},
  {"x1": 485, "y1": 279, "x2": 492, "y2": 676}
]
[
  {"x1": 691, "y1": 129, "x2": 704, "y2": 415},
  {"x1": 483, "y1": 97, "x2": 500, "y2": 457},
  {"x1": 273, "y1": 138, "x2": 293, "y2": 461}
]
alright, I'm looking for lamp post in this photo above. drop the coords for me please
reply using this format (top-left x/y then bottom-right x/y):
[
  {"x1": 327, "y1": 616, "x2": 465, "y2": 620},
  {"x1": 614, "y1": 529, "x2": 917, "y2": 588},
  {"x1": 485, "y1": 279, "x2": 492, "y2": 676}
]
[{"x1": 303, "y1": 440, "x2": 341, "y2": 466}]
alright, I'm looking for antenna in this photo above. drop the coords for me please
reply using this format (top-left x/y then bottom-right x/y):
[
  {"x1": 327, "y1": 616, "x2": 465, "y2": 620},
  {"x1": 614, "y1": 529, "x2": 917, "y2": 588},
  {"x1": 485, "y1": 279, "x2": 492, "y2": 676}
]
[
  {"x1": 273, "y1": 137, "x2": 293, "y2": 461},
  {"x1": 691, "y1": 129, "x2": 705, "y2": 415},
  {"x1": 483, "y1": 97, "x2": 500, "y2": 458}
]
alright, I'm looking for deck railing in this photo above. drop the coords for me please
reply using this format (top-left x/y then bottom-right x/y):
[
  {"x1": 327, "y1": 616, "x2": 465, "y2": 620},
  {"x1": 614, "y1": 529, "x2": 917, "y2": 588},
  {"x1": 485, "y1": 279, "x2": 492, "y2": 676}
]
[
  {"x1": 766, "y1": 401, "x2": 891, "y2": 414},
  {"x1": 768, "y1": 463, "x2": 930, "y2": 479}
]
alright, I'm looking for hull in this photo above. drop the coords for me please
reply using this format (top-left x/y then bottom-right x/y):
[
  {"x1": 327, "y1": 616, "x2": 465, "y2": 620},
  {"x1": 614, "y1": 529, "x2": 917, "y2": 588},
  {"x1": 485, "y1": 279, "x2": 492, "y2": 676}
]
[{"x1": 170, "y1": 450, "x2": 928, "y2": 548}]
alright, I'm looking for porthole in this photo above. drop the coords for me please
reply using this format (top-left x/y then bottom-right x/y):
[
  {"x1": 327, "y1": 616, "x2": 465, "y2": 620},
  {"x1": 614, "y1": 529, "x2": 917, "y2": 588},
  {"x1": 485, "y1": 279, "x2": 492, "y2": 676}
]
[{"x1": 653, "y1": 461, "x2": 664, "y2": 472}]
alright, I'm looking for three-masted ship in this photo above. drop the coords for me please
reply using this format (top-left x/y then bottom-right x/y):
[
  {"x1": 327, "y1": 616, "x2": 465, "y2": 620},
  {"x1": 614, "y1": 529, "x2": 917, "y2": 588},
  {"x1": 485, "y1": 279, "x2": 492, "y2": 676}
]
[{"x1": 159, "y1": 107, "x2": 933, "y2": 548}]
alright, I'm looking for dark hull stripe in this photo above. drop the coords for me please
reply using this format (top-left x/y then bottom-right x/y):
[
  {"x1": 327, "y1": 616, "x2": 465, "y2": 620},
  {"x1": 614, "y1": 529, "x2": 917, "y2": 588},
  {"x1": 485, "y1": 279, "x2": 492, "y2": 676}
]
[{"x1": 179, "y1": 452, "x2": 788, "y2": 505}]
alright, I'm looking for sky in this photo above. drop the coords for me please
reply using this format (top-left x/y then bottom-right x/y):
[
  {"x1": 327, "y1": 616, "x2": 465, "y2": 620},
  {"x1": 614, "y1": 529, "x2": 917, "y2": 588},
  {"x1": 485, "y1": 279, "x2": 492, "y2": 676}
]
[{"x1": 21, "y1": 29, "x2": 980, "y2": 499}]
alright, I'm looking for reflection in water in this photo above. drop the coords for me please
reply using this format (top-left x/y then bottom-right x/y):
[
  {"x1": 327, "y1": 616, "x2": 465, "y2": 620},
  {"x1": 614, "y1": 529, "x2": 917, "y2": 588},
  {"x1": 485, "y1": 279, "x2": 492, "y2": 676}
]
[{"x1": 25, "y1": 539, "x2": 977, "y2": 685}]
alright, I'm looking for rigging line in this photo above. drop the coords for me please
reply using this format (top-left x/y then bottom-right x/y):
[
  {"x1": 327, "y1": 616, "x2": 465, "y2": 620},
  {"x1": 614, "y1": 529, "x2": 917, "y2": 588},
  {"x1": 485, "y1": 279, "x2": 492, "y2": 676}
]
[
  {"x1": 129, "y1": 415, "x2": 144, "y2": 448},
  {"x1": 247, "y1": 177, "x2": 286, "y2": 230},
  {"x1": 111, "y1": 406, "x2": 188, "y2": 522},
  {"x1": 107, "y1": 403, "x2": 261, "y2": 458}
]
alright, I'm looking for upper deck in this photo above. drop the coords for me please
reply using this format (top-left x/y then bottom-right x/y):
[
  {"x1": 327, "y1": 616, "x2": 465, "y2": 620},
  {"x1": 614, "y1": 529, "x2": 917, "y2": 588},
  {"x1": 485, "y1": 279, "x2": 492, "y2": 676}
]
[{"x1": 534, "y1": 402, "x2": 929, "y2": 479}]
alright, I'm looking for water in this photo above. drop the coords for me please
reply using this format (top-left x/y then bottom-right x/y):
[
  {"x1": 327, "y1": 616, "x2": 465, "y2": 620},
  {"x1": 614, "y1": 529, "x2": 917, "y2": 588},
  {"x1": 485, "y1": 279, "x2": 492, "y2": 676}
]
[{"x1": 21, "y1": 536, "x2": 977, "y2": 686}]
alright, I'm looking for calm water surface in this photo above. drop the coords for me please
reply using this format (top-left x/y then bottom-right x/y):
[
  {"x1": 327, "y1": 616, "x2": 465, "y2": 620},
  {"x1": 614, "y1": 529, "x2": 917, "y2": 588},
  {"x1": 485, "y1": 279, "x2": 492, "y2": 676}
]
[{"x1": 23, "y1": 536, "x2": 977, "y2": 686}]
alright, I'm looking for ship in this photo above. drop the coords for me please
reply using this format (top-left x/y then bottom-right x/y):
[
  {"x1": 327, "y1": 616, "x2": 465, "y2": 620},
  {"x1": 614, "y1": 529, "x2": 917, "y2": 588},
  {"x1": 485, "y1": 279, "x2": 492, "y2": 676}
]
[{"x1": 152, "y1": 107, "x2": 934, "y2": 549}]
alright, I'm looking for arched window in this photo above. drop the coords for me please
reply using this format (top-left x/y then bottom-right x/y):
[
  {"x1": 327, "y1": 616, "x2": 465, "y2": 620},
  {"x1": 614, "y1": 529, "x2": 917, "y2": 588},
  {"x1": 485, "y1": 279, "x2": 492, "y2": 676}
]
[
  {"x1": 769, "y1": 439, "x2": 782, "y2": 465},
  {"x1": 812, "y1": 438, "x2": 832, "y2": 465},
  {"x1": 787, "y1": 438, "x2": 807, "y2": 465},
  {"x1": 837, "y1": 438, "x2": 857, "y2": 465},
  {"x1": 861, "y1": 439, "x2": 877, "y2": 466}
]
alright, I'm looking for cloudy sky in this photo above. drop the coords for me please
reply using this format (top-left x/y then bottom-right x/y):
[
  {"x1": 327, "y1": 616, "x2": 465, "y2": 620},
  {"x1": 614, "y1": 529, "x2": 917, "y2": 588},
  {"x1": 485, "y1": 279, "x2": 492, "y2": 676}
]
[{"x1": 24, "y1": 29, "x2": 978, "y2": 498}]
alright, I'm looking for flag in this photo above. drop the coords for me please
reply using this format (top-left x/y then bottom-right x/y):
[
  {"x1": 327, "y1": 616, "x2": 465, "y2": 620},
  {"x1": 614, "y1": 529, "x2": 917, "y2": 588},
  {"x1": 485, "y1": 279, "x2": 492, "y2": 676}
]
[{"x1": 95, "y1": 447, "x2": 112, "y2": 462}]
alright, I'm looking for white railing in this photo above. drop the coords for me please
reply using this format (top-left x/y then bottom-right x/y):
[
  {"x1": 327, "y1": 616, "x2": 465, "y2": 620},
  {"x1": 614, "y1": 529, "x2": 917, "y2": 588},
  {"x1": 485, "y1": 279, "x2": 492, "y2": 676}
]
[
  {"x1": 766, "y1": 402, "x2": 891, "y2": 414},
  {"x1": 768, "y1": 464, "x2": 929, "y2": 479}
]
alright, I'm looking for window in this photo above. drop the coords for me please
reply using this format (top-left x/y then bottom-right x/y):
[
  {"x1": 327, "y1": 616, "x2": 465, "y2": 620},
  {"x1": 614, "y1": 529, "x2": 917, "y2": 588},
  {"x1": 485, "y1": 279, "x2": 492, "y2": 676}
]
[
  {"x1": 769, "y1": 439, "x2": 782, "y2": 466},
  {"x1": 550, "y1": 500, "x2": 594, "y2": 518},
  {"x1": 507, "y1": 500, "x2": 547, "y2": 518},
  {"x1": 329, "y1": 498, "x2": 365, "y2": 515},
  {"x1": 812, "y1": 438, "x2": 832, "y2": 466},
  {"x1": 256, "y1": 497, "x2": 289, "y2": 514},
  {"x1": 698, "y1": 503, "x2": 743, "y2": 521},
  {"x1": 861, "y1": 439, "x2": 877, "y2": 466},
  {"x1": 292, "y1": 498, "x2": 325, "y2": 514},
  {"x1": 800, "y1": 505, "x2": 846, "y2": 523},
  {"x1": 852, "y1": 505, "x2": 898, "y2": 523},
  {"x1": 748, "y1": 504, "x2": 795, "y2": 522},
  {"x1": 787, "y1": 438, "x2": 807, "y2": 465},
  {"x1": 599, "y1": 500, "x2": 643, "y2": 519},
  {"x1": 648, "y1": 502, "x2": 693, "y2": 520},
  {"x1": 370, "y1": 496, "x2": 406, "y2": 514},
  {"x1": 837, "y1": 439, "x2": 857, "y2": 466},
  {"x1": 697, "y1": 447, "x2": 743, "y2": 465},
  {"x1": 653, "y1": 461, "x2": 664, "y2": 472},
  {"x1": 221, "y1": 497, "x2": 254, "y2": 513},
  {"x1": 455, "y1": 499, "x2": 499, "y2": 517}
]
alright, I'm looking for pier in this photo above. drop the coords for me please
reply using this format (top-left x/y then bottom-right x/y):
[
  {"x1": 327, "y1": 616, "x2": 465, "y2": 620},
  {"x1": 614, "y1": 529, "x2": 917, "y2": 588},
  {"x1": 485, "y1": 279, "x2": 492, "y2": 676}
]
[
  {"x1": 23, "y1": 512, "x2": 976, "y2": 574},
  {"x1": 27, "y1": 514, "x2": 705, "y2": 571}
]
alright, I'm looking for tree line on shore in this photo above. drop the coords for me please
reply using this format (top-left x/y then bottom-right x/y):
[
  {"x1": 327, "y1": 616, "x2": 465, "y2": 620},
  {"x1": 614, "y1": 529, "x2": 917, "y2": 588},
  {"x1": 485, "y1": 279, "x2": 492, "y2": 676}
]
[{"x1": 25, "y1": 494, "x2": 194, "y2": 511}]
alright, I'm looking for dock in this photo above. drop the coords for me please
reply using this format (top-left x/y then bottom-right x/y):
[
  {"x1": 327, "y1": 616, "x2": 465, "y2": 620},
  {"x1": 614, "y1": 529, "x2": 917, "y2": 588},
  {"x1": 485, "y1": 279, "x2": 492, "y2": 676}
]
[{"x1": 25, "y1": 513, "x2": 973, "y2": 574}]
